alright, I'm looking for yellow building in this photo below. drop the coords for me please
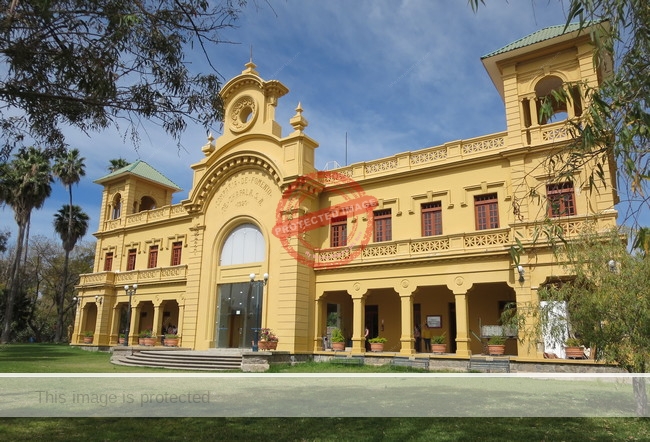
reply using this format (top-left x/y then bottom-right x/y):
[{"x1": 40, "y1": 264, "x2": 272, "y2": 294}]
[{"x1": 74, "y1": 22, "x2": 617, "y2": 361}]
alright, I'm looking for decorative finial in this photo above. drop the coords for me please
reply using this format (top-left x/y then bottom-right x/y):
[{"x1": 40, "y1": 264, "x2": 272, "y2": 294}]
[
  {"x1": 201, "y1": 132, "x2": 215, "y2": 156},
  {"x1": 290, "y1": 102, "x2": 308, "y2": 133}
]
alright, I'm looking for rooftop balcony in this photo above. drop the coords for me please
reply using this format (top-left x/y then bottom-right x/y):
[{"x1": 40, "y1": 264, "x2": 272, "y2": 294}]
[
  {"x1": 78, "y1": 265, "x2": 188, "y2": 289},
  {"x1": 101, "y1": 204, "x2": 187, "y2": 232},
  {"x1": 314, "y1": 213, "x2": 617, "y2": 269}
]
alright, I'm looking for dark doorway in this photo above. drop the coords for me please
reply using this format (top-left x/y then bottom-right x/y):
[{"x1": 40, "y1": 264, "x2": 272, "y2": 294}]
[
  {"x1": 448, "y1": 302, "x2": 457, "y2": 353},
  {"x1": 365, "y1": 305, "x2": 379, "y2": 338}
]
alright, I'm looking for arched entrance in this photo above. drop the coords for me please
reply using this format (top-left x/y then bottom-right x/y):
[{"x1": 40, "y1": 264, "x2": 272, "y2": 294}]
[{"x1": 215, "y1": 223, "x2": 266, "y2": 349}]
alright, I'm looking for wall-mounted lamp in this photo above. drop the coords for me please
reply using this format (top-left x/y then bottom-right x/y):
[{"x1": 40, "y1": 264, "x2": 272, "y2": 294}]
[
  {"x1": 608, "y1": 259, "x2": 617, "y2": 272},
  {"x1": 95, "y1": 295, "x2": 103, "y2": 305},
  {"x1": 517, "y1": 265, "x2": 525, "y2": 283}
]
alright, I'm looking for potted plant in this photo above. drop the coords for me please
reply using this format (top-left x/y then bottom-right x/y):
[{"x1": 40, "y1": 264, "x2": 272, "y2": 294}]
[
  {"x1": 258, "y1": 328, "x2": 278, "y2": 351},
  {"x1": 430, "y1": 334, "x2": 446, "y2": 353},
  {"x1": 564, "y1": 337, "x2": 584, "y2": 359},
  {"x1": 83, "y1": 331, "x2": 94, "y2": 344},
  {"x1": 139, "y1": 329, "x2": 155, "y2": 346},
  {"x1": 487, "y1": 335, "x2": 507, "y2": 355},
  {"x1": 368, "y1": 336, "x2": 387, "y2": 352},
  {"x1": 118, "y1": 333, "x2": 125, "y2": 345},
  {"x1": 330, "y1": 328, "x2": 346, "y2": 351},
  {"x1": 164, "y1": 334, "x2": 180, "y2": 347}
]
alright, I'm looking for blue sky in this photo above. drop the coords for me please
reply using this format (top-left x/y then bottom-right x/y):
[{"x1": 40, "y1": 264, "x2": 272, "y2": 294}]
[{"x1": 4, "y1": 1, "x2": 617, "y2": 244}]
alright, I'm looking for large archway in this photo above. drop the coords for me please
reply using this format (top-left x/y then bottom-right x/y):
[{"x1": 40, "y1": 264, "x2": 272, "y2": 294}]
[{"x1": 214, "y1": 223, "x2": 266, "y2": 349}]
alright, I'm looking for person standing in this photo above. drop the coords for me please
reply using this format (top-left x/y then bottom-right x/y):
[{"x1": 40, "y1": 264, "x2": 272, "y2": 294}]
[
  {"x1": 421, "y1": 324, "x2": 432, "y2": 353},
  {"x1": 364, "y1": 326, "x2": 370, "y2": 352},
  {"x1": 414, "y1": 324, "x2": 421, "y2": 352}
]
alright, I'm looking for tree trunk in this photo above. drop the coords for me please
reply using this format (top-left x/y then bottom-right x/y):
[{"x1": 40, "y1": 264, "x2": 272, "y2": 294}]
[
  {"x1": 54, "y1": 250, "x2": 70, "y2": 343},
  {"x1": 1, "y1": 219, "x2": 26, "y2": 343},
  {"x1": 633, "y1": 377, "x2": 648, "y2": 417},
  {"x1": 54, "y1": 186, "x2": 74, "y2": 343}
]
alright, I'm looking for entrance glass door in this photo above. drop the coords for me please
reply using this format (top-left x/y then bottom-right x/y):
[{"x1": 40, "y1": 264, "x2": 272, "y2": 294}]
[{"x1": 215, "y1": 282, "x2": 262, "y2": 349}]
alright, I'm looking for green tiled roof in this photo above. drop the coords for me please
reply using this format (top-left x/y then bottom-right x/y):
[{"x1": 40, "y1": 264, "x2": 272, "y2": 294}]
[
  {"x1": 482, "y1": 22, "x2": 584, "y2": 59},
  {"x1": 94, "y1": 159, "x2": 181, "y2": 191}
]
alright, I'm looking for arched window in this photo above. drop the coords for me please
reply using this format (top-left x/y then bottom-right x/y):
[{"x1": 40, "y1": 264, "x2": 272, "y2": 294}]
[
  {"x1": 140, "y1": 196, "x2": 156, "y2": 211},
  {"x1": 220, "y1": 224, "x2": 265, "y2": 265},
  {"x1": 535, "y1": 75, "x2": 576, "y2": 125},
  {"x1": 112, "y1": 194, "x2": 122, "y2": 219}
]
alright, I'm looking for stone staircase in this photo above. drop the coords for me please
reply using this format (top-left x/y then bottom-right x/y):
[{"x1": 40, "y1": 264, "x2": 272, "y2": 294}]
[{"x1": 111, "y1": 347, "x2": 243, "y2": 371}]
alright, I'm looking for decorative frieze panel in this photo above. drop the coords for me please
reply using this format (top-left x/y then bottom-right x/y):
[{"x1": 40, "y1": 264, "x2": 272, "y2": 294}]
[
  {"x1": 362, "y1": 244, "x2": 397, "y2": 258},
  {"x1": 78, "y1": 272, "x2": 114, "y2": 286},
  {"x1": 542, "y1": 126, "x2": 569, "y2": 142},
  {"x1": 410, "y1": 238, "x2": 450, "y2": 253},
  {"x1": 462, "y1": 136, "x2": 505, "y2": 155},
  {"x1": 364, "y1": 159, "x2": 398, "y2": 174},
  {"x1": 410, "y1": 147, "x2": 447, "y2": 165},
  {"x1": 317, "y1": 248, "x2": 351, "y2": 263},
  {"x1": 463, "y1": 231, "x2": 510, "y2": 248}
]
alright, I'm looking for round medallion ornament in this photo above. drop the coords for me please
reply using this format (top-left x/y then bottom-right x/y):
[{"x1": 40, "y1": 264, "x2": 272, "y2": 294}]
[
  {"x1": 229, "y1": 96, "x2": 257, "y2": 133},
  {"x1": 455, "y1": 276, "x2": 464, "y2": 287}
]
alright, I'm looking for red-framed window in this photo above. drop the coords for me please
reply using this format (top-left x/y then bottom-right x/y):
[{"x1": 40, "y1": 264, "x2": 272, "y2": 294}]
[
  {"x1": 171, "y1": 241, "x2": 183, "y2": 266},
  {"x1": 547, "y1": 182, "x2": 576, "y2": 217},
  {"x1": 373, "y1": 209, "x2": 392, "y2": 242},
  {"x1": 103, "y1": 252, "x2": 113, "y2": 272},
  {"x1": 330, "y1": 217, "x2": 347, "y2": 248},
  {"x1": 126, "y1": 249, "x2": 137, "y2": 271},
  {"x1": 475, "y1": 193, "x2": 499, "y2": 230},
  {"x1": 147, "y1": 245, "x2": 158, "y2": 268},
  {"x1": 421, "y1": 201, "x2": 442, "y2": 236}
]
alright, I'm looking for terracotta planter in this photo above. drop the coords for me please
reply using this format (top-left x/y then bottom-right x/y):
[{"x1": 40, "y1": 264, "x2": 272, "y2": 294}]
[
  {"x1": 331, "y1": 342, "x2": 346, "y2": 351},
  {"x1": 565, "y1": 346, "x2": 584, "y2": 359},
  {"x1": 118, "y1": 337, "x2": 125, "y2": 345},
  {"x1": 370, "y1": 342, "x2": 385, "y2": 352},
  {"x1": 487, "y1": 344, "x2": 505, "y2": 356},
  {"x1": 258, "y1": 340, "x2": 277, "y2": 351},
  {"x1": 430, "y1": 343, "x2": 447, "y2": 354},
  {"x1": 138, "y1": 338, "x2": 145, "y2": 345},
  {"x1": 164, "y1": 338, "x2": 179, "y2": 347},
  {"x1": 83, "y1": 336, "x2": 93, "y2": 344},
  {"x1": 143, "y1": 337, "x2": 156, "y2": 346}
]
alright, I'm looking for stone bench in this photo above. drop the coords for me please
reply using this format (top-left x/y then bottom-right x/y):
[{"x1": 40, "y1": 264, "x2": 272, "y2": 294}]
[
  {"x1": 330, "y1": 356, "x2": 365, "y2": 365},
  {"x1": 468, "y1": 356, "x2": 510, "y2": 373},
  {"x1": 391, "y1": 357, "x2": 430, "y2": 370}
]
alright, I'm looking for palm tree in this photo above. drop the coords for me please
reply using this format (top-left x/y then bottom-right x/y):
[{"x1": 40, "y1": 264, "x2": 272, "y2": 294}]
[
  {"x1": 52, "y1": 149, "x2": 86, "y2": 342},
  {"x1": 53, "y1": 205, "x2": 89, "y2": 342},
  {"x1": 108, "y1": 158, "x2": 129, "y2": 173},
  {"x1": 0, "y1": 147, "x2": 53, "y2": 343}
]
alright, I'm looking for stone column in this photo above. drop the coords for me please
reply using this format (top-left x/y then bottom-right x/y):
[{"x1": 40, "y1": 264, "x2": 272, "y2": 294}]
[
  {"x1": 454, "y1": 291, "x2": 471, "y2": 357},
  {"x1": 313, "y1": 294, "x2": 325, "y2": 352},
  {"x1": 153, "y1": 302, "x2": 163, "y2": 346},
  {"x1": 399, "y1": 292, "x2": 415, "y2": 355},
  {"x1": 127, "y1": 302, "x2": 140, "y2": 346},
  {"x1": 177, "y1": 297, "x2": 186, "y2": 346},
  {"x1": 351, "y1": 296, "x2": 365, "y2": 354}
]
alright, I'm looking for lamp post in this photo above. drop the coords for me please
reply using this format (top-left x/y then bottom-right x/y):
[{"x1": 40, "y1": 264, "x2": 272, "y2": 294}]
[
  {"x1": 249, "y1": 273, "x2": 269, "y2": 352},
  {"x1": 123, "y1": 284, "x2": 137, "y2": 346}
]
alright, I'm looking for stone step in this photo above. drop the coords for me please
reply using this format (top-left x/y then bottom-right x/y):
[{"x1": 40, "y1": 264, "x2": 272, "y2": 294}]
[{"x1": 111, "y1": 349, "x2": 243, "y2": 371}]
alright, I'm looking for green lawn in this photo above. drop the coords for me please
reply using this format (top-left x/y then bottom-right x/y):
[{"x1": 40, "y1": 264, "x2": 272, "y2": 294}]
[{"x1": 1, "y1": 344, "x2": 648, "y2": 441}]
